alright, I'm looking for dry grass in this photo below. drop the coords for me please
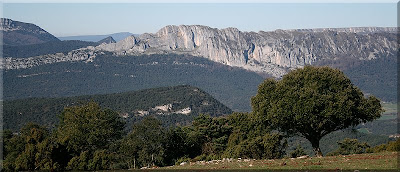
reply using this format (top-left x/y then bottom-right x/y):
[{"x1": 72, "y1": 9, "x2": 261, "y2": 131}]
[{"x1": 161, "y1": 151, "x2": 398, "y2": 170}]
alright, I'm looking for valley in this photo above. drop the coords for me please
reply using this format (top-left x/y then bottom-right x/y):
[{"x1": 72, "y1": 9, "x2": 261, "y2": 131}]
[{"x1": 1, "y1": 17, "x2": 397, "y2": 171}]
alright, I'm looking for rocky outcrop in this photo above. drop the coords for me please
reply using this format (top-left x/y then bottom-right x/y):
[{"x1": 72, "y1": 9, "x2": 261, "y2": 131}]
[
  {"x1": 2, "y1": 47, "x2": 102, "y2": 70},
  {"x1": 1, "y1": 18, "x2": 60, "y2": 45},
  {"x1": 3, "y1": 24, "x2": 397, "y2": 77},
  {"x1": 94, "y1": 25, "x2": 397, "y2": 77},
  {"x1": 290, "y1": 27, "x2": 398, "y2": 34}
]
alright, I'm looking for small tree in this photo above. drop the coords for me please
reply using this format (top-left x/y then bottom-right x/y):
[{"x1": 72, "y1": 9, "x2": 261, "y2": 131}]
[
  {"x1": 252, "y1": 66, "x2": 383, "y2": 157},
  {"x1": 290, "y1": 145, "x2": 307, "y2": 158}
]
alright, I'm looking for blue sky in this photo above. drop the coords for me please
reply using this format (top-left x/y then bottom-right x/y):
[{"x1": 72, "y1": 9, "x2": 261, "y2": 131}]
[{"x1": 3, "y1": 3, "x2": 397, "y2": 37}]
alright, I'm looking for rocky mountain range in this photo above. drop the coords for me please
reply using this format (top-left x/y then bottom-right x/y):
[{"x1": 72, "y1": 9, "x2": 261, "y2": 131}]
[
  {"x1": 1, "y1": 18, "x2": 60, "y2": 45},
  {"x1": 94, "y1": 25, "x2": 397, "y2": 77},
  {"x1": 2, "y1": 20, "x2": 397, "y2": 77}
]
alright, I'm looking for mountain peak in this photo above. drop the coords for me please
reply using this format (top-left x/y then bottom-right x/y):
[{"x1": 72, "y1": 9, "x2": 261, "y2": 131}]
[
  {"x1": 97, "y1": 36, "x2": 116, "y2": 44},
  {"x1": 1, "y1": 18, "x2": 60, "y2": 46}
]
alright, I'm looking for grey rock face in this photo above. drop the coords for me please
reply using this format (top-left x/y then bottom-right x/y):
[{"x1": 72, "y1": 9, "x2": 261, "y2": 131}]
[
  {"x1": 290, "y1": 27, "x2": 398, "y2": 34},
  {"x1": 94, "y1": 25, "x2": 397, "y2": 77},
  {"x1": 3, "y1": 24, "x2": 397, "y2": 78},
  {"x1": 2, "y1": 48, "x2": 102, "y2": 70}
]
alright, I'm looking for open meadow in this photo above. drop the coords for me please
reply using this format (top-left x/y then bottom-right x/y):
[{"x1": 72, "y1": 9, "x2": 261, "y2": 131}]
[{"x1": 163, "y1": 152, "x2": 398, "y2": 170}]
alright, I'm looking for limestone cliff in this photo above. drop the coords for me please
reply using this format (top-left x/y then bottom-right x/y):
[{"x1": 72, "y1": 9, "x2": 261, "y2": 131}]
[
  {"x1": 94, "y1": 25, "x2": 397, "y2": 77},
  {"x1": 3, "y1": 25, "x2": 397, "y2": 77}
]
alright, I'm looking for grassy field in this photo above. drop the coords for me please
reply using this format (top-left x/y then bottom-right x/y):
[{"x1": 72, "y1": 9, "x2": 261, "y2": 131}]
[
  {"x1": 162, "y1": 152, "x2": 398, "y2": 170},
  {"x1": 379, "y1": 102, "x2": 397, "y2": 120},
  {"x1": 382, "y1": 102, "x2": 397, "y2": 115}
]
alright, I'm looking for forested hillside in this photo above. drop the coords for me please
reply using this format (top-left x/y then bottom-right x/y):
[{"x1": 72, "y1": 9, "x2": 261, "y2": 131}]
[
  {"x1": 4, "y1": 85, "x2": 232, "y2": 131},
  {"x1": 4, "y1": 53, "x2": 264, "y2": 112}
]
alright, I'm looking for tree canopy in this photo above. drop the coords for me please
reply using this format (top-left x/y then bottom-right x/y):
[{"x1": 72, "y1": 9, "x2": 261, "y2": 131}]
[
  {"x1": 251, "y1": 66, "x2": 383, "y2": 157},
  {"x1": 56, "y1": 102, "x2": 125, "y2": 154}
]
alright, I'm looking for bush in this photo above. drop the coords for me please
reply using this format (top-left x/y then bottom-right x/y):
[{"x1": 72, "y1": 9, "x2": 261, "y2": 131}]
[
  {"x1": 366, "y1": 144, "x2": 387, "y2": 153},
  {"x1": 367, "y1": 139, "x2": 400, "y2": 153},
  {"x1": 289, "y1": 145, "x2": 307, "y2": 158},
  {"x1": 386, "y1": 139, "x2": 400, "y2": 151},
  {"x1": 224, "y1": 133, "x2": 287, "y2": 159},
  {"x1": 327, "y1": 138, "x2": 370, "y2": 156}
]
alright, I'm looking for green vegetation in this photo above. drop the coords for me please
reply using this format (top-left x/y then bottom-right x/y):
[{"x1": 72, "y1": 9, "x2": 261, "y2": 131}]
[
  {"x1": 4, "y1": 85, "x2": 232, "y2": 131},
  {"x1": 285, "y1": 129, "x2": 390, "y2": 157},
  {"x1": 3, "y1": 40, "x2": 98, "y2": 58},
  {"x1": 251, "y1": 66, "x2": 383, "y2": 157},
  {"x1": 289, "y1": 145, "x2": 307, "y2": 158},
  {"x1": 327, "y1": 138, "x2": 370, "y2": 156},
  {"x1": 354, "y1": 119, "x2": 397, "y2": 136},
  {"x1": 367, "y1": 139, "x2": 400, "y2": 153},
  {"x1": 2, "y1": 103, "x2": 285, "y2": 170},
  {"x1": 3, "y1": 65, "x2": 395, "y2": 170},
  {"x1": 4, "y1": 53, "x2": 264, "y2": 112},
  {"x1": 317, "y1": 54, "x2": 397, "y2": 103},
  {"x1": 343, "y1": 55, "x2": 397, "y2": 103}
]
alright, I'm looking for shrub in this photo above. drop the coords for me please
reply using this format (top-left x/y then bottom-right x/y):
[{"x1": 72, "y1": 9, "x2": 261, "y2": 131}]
[
  {"x1": 289, "y1": 145, "x2": 307, "y2": 158},
  {"x1": 224, "y1": 133, "x2": 287, "y2": 159},
  {"x1": 327, "y1": 138, "x2": 370, "y2": 156}
]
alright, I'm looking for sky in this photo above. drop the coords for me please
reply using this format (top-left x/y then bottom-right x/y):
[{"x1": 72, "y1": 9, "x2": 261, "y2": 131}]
[{"x1": 2, "y1": 2, "x2": 398, "y2": 37}]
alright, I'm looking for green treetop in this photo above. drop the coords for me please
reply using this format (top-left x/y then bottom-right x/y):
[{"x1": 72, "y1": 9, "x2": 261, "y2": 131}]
[{"x1": 251, "y1": 66, "x2": 383, "y2": 157}]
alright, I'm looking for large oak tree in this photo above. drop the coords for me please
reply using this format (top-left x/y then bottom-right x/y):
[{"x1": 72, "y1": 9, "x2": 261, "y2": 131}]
[{"x1": 251, "y1": 66, "x2": 383, "y2": 157}]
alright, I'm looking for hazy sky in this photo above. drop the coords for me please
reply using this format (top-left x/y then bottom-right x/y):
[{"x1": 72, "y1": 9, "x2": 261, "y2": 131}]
[{"x1": 3, "y1": 3, "x2": 397, "y2": 37}]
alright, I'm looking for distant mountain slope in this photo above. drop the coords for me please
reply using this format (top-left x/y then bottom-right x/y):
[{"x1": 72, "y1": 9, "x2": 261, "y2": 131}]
[
  {"x1": 4, "y1": 53, "x2": 264, "y2": 112},
  {"x1": 97, "y1": 36, "x2": 116, "y2": 44},
  {"x1": 58, "y1": 32, "x2": 135, "y2": 42},
  {"x1": 4, "y1": 85, "x2": 233, "y2": 131},
  {"x1": 0, "y1": 18, "x2": 60, "y2": 45},
  {"x1": 314, "y1": 54, "x2": 397, "y2": 102},
  {"x1": 3, "y1": 40, "x2": 99, "y2": 58}
]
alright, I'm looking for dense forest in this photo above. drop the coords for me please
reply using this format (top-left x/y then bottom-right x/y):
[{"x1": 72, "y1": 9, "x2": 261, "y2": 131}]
[
  {"x1": 4, "y1": 53, "x2": 265, "y2": 112},
  {"x1": 5, "y1": 52, "x2": 396, "y2": 116},
  {"x1": 3, "y1": 40, "x2": 99, "y2": 58},
  {"x1": 4, "y1": 85, "x2": 232, "y2": 131}
]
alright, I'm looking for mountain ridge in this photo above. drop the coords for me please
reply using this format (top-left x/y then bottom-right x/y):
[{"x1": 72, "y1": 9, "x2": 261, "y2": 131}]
[
  {"x1": 3, "y1": 23, "x2": 397, "y2": 78},
  {"x1": 4, "y1": 85, "x2": 233, "y2": 131},
  {"x1": 1, "y1": 18, "x2": 60, "y2": 45}
]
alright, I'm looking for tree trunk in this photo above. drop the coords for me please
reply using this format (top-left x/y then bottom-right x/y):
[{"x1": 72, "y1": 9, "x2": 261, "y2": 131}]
[
  {"x1": 313, "y1": 147, "x2": 323, "y2": 157},
  {"x1": 152, "y1": 154, "x2": 154, "y2": 167},
  {"x1": 311, "y1": 139, "x2": 323, "y2": 157}
]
